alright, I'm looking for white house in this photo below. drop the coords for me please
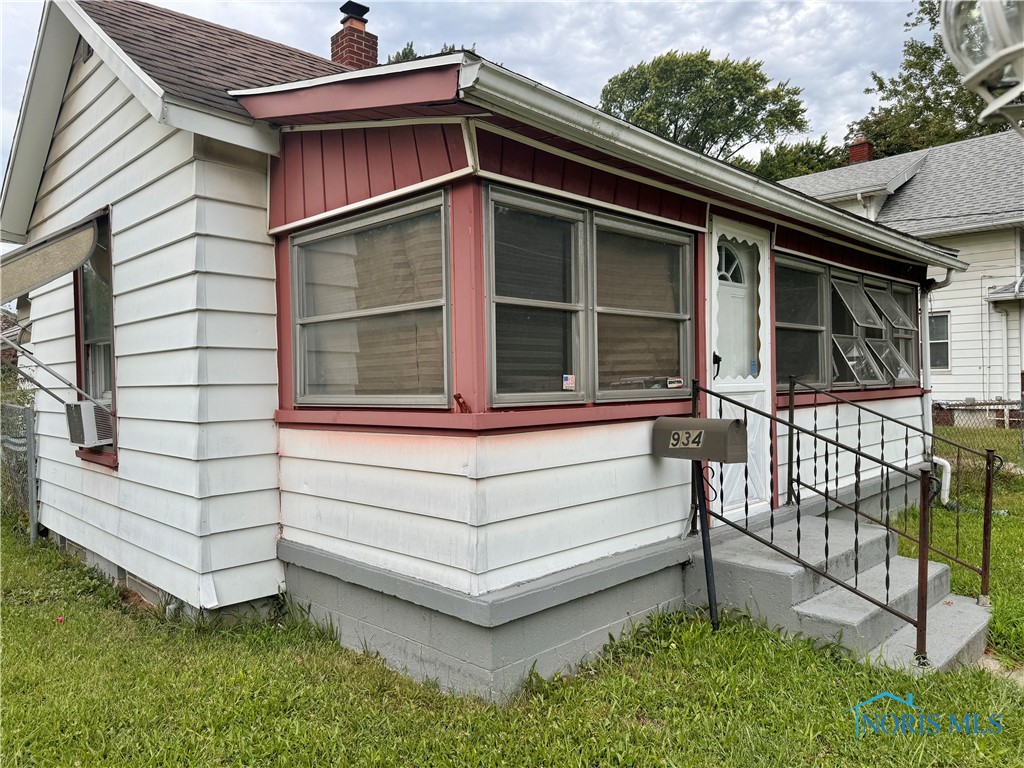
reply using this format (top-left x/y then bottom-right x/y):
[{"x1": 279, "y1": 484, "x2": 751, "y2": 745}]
[
  {"x1": 783, "y1": 133, "x2": 1024, "y2": 406},
  {"x1": 1, "y1": 0, "x2": 990, "y2": 698}
]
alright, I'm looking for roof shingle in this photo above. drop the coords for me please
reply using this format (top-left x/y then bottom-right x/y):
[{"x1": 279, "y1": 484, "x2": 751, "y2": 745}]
[
  {"x1": 78, "y1": 0, "x2": 348, "y2": 120},
  {"x1": 783, "y1": 132, "x2": 1024, "y2": 237}
]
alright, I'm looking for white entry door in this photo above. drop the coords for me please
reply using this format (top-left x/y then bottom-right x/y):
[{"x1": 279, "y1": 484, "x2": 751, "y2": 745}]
[{"x1": 708, "y1": 219, "x2": 773, "y2": 519}]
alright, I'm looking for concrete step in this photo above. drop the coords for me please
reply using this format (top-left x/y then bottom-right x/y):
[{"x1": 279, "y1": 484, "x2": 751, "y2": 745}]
[
  {"x1": 691, "y1": 516, "x2": 896, "y2": 617},
  {"x1": 865, "y1": 594, "x2": 991, "y2": 672},
  {"x1": 791, "y1": 557, "x2": 950, "y2": 654}
]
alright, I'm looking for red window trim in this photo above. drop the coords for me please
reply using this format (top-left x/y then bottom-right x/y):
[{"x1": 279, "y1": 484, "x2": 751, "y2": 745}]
[
  {"x1": 776, "y1": 386, "x2": 925, "y2": 410},
  {"x1": 276, "y1": 398, "x2": 694, "y2": 435}
]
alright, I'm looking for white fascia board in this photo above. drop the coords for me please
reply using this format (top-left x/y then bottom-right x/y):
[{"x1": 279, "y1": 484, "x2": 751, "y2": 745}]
[
  {"x1": 161, "y1": 99, "x2": 280, "y2": 155},
  {"x1": 458, "y1": 60, "x2": 965, "y2": 273},
  {"x1": 61, "y1": 1, "x2": 277, "y2": 155},
  {"x1": 0, "y1": 3, "x2": 78, "y2": 243},
  {"x1": 59, "y1": 0, "x2": 165, "y2": 118},
  {"x1": 228, "y1": 53, "x2": 468, "y2": 97}
]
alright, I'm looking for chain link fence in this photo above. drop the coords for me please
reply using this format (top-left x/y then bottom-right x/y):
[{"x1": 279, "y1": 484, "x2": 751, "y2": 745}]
[
  {"x1": 933, "y1": 400, "x2": 1024, "y2": 463},
  {"x1": 1, "y1": 403, "x2": 38, "y2": 541}
]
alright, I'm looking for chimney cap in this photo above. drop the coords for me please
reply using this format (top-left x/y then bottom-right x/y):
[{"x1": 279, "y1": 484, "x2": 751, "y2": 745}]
[{"x1": 341, "y1": 1, "x2": 369, "y2": 23}]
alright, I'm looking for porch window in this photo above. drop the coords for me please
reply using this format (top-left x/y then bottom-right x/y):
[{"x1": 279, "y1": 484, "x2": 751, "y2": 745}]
[
  {"x1": 775, "y1": 257, "x2": 919, "y2": 389},
  {"x1": 775, "y1": 261, "x2": 827, "y2": 386},
  {"x1": 291, "y1": 192, "x2": 449, "y2": 406},
  {"x1": 489, "y1": 187, "x2": 693, "y2": 406},
  {"x1": 929, "y1": 312, "x2": 951, "y2": 370}
]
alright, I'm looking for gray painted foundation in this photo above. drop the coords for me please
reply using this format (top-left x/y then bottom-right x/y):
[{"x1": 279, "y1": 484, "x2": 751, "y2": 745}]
[{"x1": 284, "y1": 558, "x2": 695, "y2": 701}]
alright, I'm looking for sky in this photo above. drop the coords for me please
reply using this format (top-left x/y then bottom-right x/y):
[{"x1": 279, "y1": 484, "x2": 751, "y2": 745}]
[{"x1": 0, "y1": 0, "x2": 920, "y2": 197}]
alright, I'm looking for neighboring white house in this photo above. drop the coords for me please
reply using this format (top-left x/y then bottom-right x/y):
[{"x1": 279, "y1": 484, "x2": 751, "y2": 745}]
[
  {"x1": 783, "y1": 133, "x2": 1024, "y2": 404},
  {"x1": 3, "y1": 0, "x2": 987, "y2": 698}
]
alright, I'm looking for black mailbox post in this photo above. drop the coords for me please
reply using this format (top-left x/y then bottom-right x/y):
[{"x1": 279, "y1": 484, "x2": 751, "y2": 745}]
[{"x1": 653, "y1": 416, "x2": 749, "y2": 632}]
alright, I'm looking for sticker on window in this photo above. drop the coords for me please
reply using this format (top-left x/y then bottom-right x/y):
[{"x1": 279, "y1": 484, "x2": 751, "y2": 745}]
[
  {"x1": 562, "y1": 374, "x2": 576, "y2": 391},
  {"x1": 667, "y1": 377, "x2": 684, "y2": 389}
]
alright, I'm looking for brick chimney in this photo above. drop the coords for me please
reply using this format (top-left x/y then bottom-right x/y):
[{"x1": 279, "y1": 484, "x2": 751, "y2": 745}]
[
  {"x1": 331, "y1": 2, "x2": 378, "y2": 70},
  {"x1": 848, "y1": 135, "x2": 874, "y2": 164}
]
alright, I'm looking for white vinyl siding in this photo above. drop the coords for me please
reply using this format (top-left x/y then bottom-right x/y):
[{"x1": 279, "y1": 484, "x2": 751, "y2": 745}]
[
  {"x1": 926, "y1": 229, "x2": 1022, "y2": 402},
  {"x1": 279, "y1": 423, "x2": 689, "y2": 595},
  {"x1": 25, "y1": 55, "x2": 280, "y2": 609}
]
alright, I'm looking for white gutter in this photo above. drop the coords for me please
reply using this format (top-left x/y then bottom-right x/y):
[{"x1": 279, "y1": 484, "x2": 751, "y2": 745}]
[{"x1": 455, "y1": 58, "x2": 964, "y2": 273}]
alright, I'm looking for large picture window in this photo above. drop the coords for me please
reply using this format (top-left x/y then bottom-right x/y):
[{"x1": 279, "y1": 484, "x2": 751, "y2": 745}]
[
  {"x1": 488, "y1": 187, "x2": 693, "y2": 406},
  {"x1": 292, "y1": 193, "x2": 449, "y2": 406},
  {"x1": 776, "y1": 256, "x2": 919, "y2": 388}
]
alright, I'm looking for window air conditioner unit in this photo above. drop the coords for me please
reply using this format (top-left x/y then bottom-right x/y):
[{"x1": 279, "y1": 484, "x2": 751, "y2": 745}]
[{"x1": 66, "y1": 402, "x2": 114, "y2": 448}]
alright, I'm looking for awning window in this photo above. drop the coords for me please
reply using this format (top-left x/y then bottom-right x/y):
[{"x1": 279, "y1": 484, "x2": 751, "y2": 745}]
[{"x1": 1, "y1": 217, "x2": 100, "y2": 304}]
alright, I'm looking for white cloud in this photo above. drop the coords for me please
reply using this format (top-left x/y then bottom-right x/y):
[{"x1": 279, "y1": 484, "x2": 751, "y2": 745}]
[{"x1": 0, "y1": 0, "x2": 917, "y2": 194}]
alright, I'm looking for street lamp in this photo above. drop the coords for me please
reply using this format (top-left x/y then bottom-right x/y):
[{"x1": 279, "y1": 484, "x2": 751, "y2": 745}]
[{"x1": 940, "y1": 0, "x2": 1024, "y2": 136}]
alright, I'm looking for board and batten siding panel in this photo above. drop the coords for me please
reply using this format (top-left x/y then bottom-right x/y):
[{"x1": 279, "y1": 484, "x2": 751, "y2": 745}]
[
  {"x1": 927, "y1": 229, "x2": 1021, "y2": 401},
  {"x1": 24, "y1": 55, "x2": 281, "y2": 608},
  {"x1": 279, "y1": 422, "x2": 691, "y2": 595},
  {"x1": 269, "y1": 124, "x2": 470, "y2": 228}
]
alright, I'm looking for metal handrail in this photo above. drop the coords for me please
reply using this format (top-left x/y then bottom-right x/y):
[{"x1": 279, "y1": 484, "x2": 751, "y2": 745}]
[
  {"x1": 691, "y1": 381, "x2": 997, "y2": 664},
  {"x1": 787, "y1": 377, "x2": 994, "y2": 461},
  {"x1": 782, "y1": 376, "x2": 996, "y2": 599}
]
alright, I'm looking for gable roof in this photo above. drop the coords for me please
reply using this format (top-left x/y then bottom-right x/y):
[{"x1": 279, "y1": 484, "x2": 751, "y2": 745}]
[
  {"x1": 2, "y1": 1, "x2": 966, "y2": 274},
  {"x1": 783, "y1": 132, "x2": 1024, "y2": 238},
  {"x1": 77, "y1": 0, "x2": 347, "y2": 121},
  {"x1": 3, "y1": 0, "x2": 345, "y2": 243},
  {"x1": 781, "y1": 150, "x2": 928, "y2": 202}
]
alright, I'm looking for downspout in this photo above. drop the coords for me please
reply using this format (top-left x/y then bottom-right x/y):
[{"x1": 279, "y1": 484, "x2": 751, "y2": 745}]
[
  {"x1": 921, "y1": 268, "x2": 956, "y2": 456},
  {"x1": 995, "y1": 305, "x2": 1010, "y2": 401}
]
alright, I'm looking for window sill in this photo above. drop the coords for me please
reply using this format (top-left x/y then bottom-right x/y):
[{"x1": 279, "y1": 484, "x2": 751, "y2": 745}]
[
  {"x1": 75, "y1": 448, "x2": 118, "y2": 469},
  {"x1": 776, "y1": 386, "x2": 925, "y2": 410},
  {"x1": 277, "y1": 399, "x2": 694, "y2": 434}
]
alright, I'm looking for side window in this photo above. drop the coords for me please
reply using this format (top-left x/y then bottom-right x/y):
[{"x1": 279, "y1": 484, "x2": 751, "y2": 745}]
[
  {"x1": 77, "y1": 217, "x2": 114, "y2": 404},
  {"x1": 929, "y1": 313, "x2": 951, "y2": 370}
]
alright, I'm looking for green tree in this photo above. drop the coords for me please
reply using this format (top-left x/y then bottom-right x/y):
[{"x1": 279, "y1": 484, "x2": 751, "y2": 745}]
[
  {"x1": 731, "y1": 136, "x2": 846, "y2": 181},
  {"x1": 598, "y1": 49, "x2": 809, "y2": 161},
  {"x1": 847, "y1": 0, "x2": 1006, "y2": 157},
  {"x1": 387, "y1": 42, "x2": 475, "y2": 65}
]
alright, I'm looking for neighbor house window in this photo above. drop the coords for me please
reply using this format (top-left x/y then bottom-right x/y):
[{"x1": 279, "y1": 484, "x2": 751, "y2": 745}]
[
  {"x1": 291, "y1": 192, "x2": 449, "y2": 407},
  {"x1": 775, "y1": 257, "x2": 919, "y2": 388},
  {"x1": 77, "y1": 216, "x2": 114, "y2": 403},
  {"x1": 489, "y1": 187, "x2": 693, "y2": 406},
  {"x1": 929, "y1": 312, "x2": 950, "y2": 370}
]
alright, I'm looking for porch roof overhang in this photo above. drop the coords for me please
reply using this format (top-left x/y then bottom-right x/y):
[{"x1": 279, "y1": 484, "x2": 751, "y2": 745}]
[
  {"x1": 986, "y1": 273, "x2": 1024, "y2": 302},
  {"x1": 0, "y1": 211, "x2": 104, "y2": 305},
  {"x1": 232, "y1": 53, "x2": 964, "y2": 274}
]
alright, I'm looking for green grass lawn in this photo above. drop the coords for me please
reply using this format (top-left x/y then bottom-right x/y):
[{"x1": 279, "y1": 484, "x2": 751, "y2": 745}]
[{"x1": 3, "y1": 510, "x2": 1023, "y2": 767}]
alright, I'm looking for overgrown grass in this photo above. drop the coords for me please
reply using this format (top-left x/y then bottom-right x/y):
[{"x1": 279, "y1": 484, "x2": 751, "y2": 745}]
[
  {"x1": 3, "y1": 509, "x2": 1023, "y2": 766},
  {"x1": 898, "y1": 472, "x2": 1024, "y2": 667},
  {"x1": 934, "y1": 425, "x2": 1023, "y2": 467}
]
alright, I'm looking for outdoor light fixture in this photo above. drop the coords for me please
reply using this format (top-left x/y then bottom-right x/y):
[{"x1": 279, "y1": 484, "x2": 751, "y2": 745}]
[{"x1": 940, "y1": 0, "x2": 1024, "y2": 136}]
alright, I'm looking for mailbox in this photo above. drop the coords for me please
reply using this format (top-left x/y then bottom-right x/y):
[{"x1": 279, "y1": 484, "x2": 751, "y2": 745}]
[{"x1": 652, "y1": 417, "x2": 747, "y2": 463}]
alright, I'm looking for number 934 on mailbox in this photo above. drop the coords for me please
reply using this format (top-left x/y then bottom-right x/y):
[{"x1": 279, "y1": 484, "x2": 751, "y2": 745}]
[{"x1": 651, "y1": 417, "x2": 747, "y2": 463}]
